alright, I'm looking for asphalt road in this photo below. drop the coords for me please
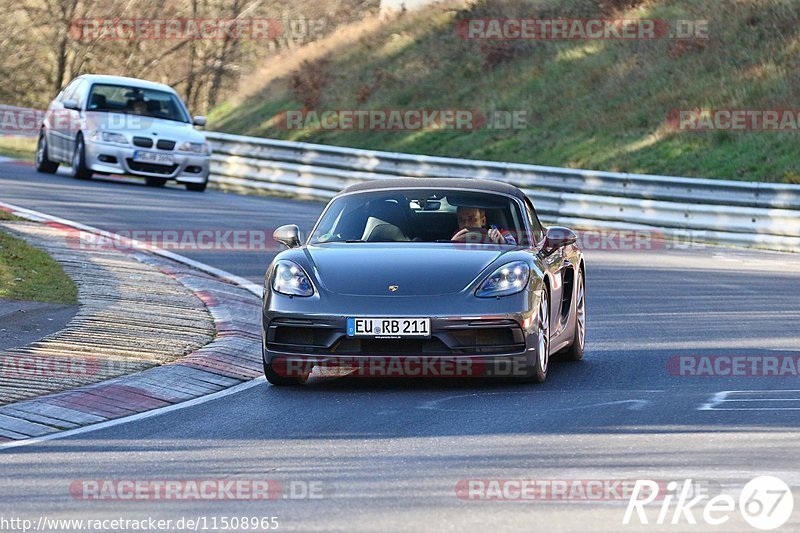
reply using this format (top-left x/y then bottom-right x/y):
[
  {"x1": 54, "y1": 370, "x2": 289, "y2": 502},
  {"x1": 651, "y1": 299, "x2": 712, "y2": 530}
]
[
  {"x1": 0, "y1": 299, "x2": 77, "y2": 350},
  {"x1": 1, "y1": 161, "x2": 799, "y2": 532}
]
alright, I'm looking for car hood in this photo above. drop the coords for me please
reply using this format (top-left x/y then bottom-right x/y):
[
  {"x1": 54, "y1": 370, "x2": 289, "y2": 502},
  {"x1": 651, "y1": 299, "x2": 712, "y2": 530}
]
[
  {"x1": 304, "y1": 243, "x2": 510, "y2": 296},
  {"x1": 85, "y1": 112, "x2": 205, "y2": 142}
]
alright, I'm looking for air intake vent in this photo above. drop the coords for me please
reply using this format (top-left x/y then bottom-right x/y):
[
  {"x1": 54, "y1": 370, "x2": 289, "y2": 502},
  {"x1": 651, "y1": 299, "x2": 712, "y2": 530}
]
[{"x1": 133, "y1": 137, "x2": 153, "y2": 148}]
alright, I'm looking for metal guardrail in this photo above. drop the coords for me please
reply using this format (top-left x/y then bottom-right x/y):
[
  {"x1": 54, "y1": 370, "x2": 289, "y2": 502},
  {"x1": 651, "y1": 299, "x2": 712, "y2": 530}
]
[{"x1": 206, "y1": 131, "x2": 800, "y2": 251}]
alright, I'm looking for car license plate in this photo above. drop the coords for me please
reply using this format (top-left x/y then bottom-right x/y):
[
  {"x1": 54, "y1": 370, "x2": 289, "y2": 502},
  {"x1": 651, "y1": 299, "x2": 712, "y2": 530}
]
[
  {"x1": 133, "y1": 151, "x2": 174, "y2": 165},
  {"x1": 347, "y1": 317, "x2": 430, "y2": 338}
]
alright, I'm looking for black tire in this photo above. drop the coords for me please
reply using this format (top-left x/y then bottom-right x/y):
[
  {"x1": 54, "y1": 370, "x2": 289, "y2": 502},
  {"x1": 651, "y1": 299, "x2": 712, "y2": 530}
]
[
  {"x1": 35, "y1": 133, "x2": 59, "y2": 174},
  {"x1": 69, "y1": 136, "x2": 92, "y2": 180},
  {"x1": 560, "y1": 268, "x2": 585, "y2": 361},
  {"x1": 514, "y1": 287, "x2": 550, "y2": 383},
  {"x1": 185, "y1": 181, "x2": 208, "y2": 192},
  {"x1": 145, "y1": 177, "x2": 167, "y2": 187},
  {"x1": 263, "y1": 356, "x2": 308, "y2": 386}
]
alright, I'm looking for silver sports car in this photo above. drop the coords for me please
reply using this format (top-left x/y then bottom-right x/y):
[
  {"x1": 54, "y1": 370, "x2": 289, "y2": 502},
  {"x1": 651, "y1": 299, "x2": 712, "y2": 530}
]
[
  {"x1": 35, "y1": 74, "x2": 210, "y2": 191},
  {"x1": 262, "y1": 178, "x2": 586, "y2": 385}
]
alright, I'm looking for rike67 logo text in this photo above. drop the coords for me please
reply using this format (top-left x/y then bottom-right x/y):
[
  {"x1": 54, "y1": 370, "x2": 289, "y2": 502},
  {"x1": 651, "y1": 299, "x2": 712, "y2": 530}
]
[{"x1": 624, "y1": 477, "x2": 793, "y2": 530}]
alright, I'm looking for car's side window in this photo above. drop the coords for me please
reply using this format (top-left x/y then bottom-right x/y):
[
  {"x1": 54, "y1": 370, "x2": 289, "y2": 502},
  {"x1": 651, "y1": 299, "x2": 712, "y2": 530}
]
[
  {"x1": 59, "y1": 80, "x2": 80, "y2": 103},
  {"x1": 71, "y1": 80, "x2": 88, "y2": 108},
  {"x1": 524, "y1": 197, "x2": 545, "y2": 244}
]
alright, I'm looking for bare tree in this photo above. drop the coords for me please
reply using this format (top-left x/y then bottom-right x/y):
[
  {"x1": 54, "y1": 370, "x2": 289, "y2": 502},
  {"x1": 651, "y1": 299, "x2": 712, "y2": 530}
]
[{"x1": 0, "y1": 0, "x2": 379, "y2": 111}]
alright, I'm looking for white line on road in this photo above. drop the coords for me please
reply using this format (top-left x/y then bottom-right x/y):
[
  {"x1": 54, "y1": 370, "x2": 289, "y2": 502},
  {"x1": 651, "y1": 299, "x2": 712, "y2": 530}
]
[
  {"x1": 697, "y1": 391, "x2": 730, "y2": 410},
  {"x1": 0, "y1": 200, "x2": 268, "y2": 449},
  {"x1": 698, "y1": 390, "x2": 800, "y2": 411},
  {"x1": 0, "y1": 200, "x2": 263, "y2": 296},
  {"x1": 418, "y1": 391, "x2": 658, "y2": 412}
]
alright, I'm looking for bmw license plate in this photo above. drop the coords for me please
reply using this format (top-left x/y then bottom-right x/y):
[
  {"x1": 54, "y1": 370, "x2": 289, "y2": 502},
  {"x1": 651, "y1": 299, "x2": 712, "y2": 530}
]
[
  {"x1": 347, "y1": 317, "x2": 430, "y2": 338},
  {"x1": 133, "y1": 150, "x2": 174, "y2": 165}
]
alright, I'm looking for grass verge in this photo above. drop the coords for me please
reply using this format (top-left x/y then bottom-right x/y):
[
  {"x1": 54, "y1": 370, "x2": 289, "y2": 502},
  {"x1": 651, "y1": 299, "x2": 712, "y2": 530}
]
[
  {"x1": 0, "y1": 225, "x2": 78, "y2": 304},
  {"x1": 0, "y1": 136, "x2": 36, "y2": 161},
  {"x1": 209, "y1": 0, "x2": 800, "y2": 183}
]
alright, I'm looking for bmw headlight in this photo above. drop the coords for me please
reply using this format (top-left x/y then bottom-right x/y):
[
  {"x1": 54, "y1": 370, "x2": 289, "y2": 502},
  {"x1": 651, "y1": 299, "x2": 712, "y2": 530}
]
[
  {"x1": 90, "y1": 131, "x2": 128, "y2": 144},
  {"x1": 178, "y1": 141, "x2": 210, "y2": 154},
  {"x1": 271, "y1": 260, "x2": 314, "y2": 297},
  {"x1": 475, "y1": 261, "x2": 530, "y2": 298}
]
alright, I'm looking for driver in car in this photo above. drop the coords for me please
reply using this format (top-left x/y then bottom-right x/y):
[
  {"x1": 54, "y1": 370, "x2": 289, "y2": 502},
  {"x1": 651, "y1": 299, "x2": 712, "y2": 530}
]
[
  {"x1": 130, "y1": 98, "x2": 148, "y2": 116},
  {"x1": 451, "y1": 206, "x2": 517, "y2": 245}
]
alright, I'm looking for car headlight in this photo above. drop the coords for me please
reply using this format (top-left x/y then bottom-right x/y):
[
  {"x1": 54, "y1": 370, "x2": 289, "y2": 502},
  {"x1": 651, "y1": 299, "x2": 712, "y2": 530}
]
[
  {"x1": 90, "y1": 131, "x2": 128, "y2": 145},
  {"x1": 178, "y1": 141, "x2": 210, "y2": 154},
  {"x1": 271, "y1": 260, "x2": 314, "y2": 297},
  {"x1": 475, "y1": 261, "x2": 530, "y2": 298}
]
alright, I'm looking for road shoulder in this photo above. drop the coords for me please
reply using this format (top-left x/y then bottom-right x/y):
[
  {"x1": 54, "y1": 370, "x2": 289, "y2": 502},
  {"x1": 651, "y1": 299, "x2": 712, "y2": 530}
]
[{"x1": 0, "y1": 210, "x2": 262, "y2": 442}]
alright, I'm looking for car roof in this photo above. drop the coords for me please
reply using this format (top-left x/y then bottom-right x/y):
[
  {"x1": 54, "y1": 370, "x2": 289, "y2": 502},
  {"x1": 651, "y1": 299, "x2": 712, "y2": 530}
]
[
  {"x1": 338, "y1": 178, "x2": 526, "y2": 200},
  {"x1": 70, "y1": 74, "x2": 178, "y2": 94}
]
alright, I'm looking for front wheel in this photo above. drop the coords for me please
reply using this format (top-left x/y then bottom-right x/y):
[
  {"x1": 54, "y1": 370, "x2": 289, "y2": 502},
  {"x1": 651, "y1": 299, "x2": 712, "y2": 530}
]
[
  {"x1": 514, "y1": 288, "x2": 550, "y2": 383},
  {"x1": 560, "y1": 268, "x2": 585, "y2": 361},
  {"x1": 145, "y1": 177, "x2": 167, "y2": 187},
  {"x1": 35, "y1": 133, "x2": 59, "y2": 174},
  {"x1": 69, "y1": 136, "x2": 92, "y2": 180},
  {"x1": 185, "y1": 180, "x2": 207, "y2": 192}
]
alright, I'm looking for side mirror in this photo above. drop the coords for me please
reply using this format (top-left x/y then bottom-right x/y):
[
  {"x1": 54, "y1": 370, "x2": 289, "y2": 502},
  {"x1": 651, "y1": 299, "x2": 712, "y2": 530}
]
[
  {"x1": 63, "y1": 99, "x2": 80, "y2": 111},
  {"x1": 193, "y1": 116, "x2": 207, "y2": 127},
  {"x1": 273, "y1": 224, "x2": 301, "y2": 248},
  {"x1": 543, "y1": 226, "x2": 577, "y2": 254}
]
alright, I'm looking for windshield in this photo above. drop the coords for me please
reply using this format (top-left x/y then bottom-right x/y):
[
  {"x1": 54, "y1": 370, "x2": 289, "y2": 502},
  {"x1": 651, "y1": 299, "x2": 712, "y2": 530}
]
[
  {"x1": 309, "y1": 188, "x2": 527, "y2": 245},
  {"x1": 87, "y1": 83, "x2": 190, "y2": 123}
]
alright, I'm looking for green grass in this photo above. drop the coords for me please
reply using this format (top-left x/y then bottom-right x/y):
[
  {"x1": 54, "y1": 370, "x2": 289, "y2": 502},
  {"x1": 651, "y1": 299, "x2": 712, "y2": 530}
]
[
  {"x1": 0, "y1": 227, "x2": 78, "y2": 304},
  {"x1": 0, "y1": 136, "x2": 35, "y2": 161},
  {"x1": 0, "y1": 211, "x2": 23, "y2": 222},
  {"x1": 209, "y1": 0, "x2": 800, "y2": 183}
]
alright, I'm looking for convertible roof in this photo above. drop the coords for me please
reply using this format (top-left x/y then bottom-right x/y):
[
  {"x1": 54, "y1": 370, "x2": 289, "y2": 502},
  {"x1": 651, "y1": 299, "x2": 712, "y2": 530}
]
[{"x1": 338, "y1": 178, "x2": 526, "y2": 200}]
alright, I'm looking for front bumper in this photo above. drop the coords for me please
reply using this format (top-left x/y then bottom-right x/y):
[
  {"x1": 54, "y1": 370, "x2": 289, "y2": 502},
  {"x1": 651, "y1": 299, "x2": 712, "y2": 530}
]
[
  {"x1": 84, "y1": 139, "x2": 209, "y2": 183},
  {"x1": 263, "y1": 312, "x2": 537, "y2": 379}
]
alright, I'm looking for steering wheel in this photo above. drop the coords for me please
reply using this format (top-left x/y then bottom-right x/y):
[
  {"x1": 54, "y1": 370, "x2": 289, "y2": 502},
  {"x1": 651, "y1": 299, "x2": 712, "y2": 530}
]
[{"x1": 451, "y1": 227, "x2": 491, "y2": 243}]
